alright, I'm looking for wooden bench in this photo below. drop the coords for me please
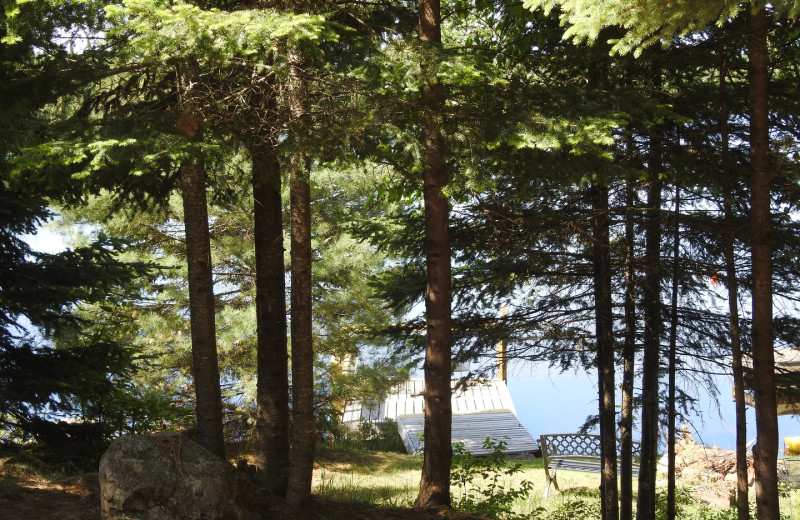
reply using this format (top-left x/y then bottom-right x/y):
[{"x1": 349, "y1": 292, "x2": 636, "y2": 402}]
[
  {"x1": 540, "y1": 433, "x2": 641, "y2": 498},
  {"x1": 780, "y1": 456, "x2": 800, "y2": 488}
]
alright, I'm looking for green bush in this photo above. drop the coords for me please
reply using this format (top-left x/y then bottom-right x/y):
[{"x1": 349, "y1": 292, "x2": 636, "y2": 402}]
[
  {"x1": 329, "y1": 419, "x2": 407, "y2": 453},
  {"x1": 450, "y1": 437, "x2": 536, "y2": 520},
  {"x1": 543, "y1": 496, "x2": 602, "y2": 520}
]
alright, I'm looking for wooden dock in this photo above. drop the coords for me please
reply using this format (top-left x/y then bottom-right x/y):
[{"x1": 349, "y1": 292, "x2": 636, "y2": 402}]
[
  {"x1": 342, "y1": 379, "x2": 539, "y2": 456},
  {"x1": 398, "y1": 410, "x2": 539, "y2": 455}
]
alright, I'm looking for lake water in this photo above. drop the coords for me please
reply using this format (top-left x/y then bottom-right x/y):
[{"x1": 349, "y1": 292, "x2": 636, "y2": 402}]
[{"x1": 508, "y1": 364, "x2": 800, "y2": 452}]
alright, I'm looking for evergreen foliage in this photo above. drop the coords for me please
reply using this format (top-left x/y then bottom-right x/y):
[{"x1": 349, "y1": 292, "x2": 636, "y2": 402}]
[
  {"x1": 0, "y1": 0, "x2": 183, "y2": 470},
  {"x1": 3, "y1": 0, "x2": 800, "y2": 515}
]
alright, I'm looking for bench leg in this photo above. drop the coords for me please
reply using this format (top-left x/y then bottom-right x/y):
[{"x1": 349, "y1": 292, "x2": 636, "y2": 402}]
[{"x1": 544, "y1": 469, "x2": 558, "y2": 499}]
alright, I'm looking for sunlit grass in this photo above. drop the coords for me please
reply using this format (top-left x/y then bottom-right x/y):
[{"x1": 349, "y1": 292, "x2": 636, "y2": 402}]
[
  {"x1": 313, "y1": 447, "x2": 800, "y2": 519},
  {"x1": 781, "y1": 485, "x2": 800, "y2": 520},
  {"x1": 0, "y1": 454, "x2": 69, "y2": 489},
  {"x1": 313, "y1": 447, "x2": 421, "y2": 507}
]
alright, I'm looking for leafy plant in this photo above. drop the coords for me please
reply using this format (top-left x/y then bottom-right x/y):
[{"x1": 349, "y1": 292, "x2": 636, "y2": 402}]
[
  {"x1": 450, "y1": 437, "x2": 535, "y2": 519},
  {"x1": 543, "y1": 496, "x2": 602, "y2": 520},
  {"x1": 331, "y1": 419, "x2": 407, "y2": 453}
]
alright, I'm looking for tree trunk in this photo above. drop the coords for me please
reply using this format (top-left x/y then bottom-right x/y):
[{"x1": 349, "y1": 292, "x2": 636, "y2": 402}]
[
  {"x1": 180, "y1": 154, "x2": 226, "y2": 460},
  {"x1": 415, "y1": 0, "x2": 452, "y2": 509},
  {"x1": 252, "y1": 141, "x2": 289, "y2": 497},
  {"x1": 636, "y1": 167, "x2": 663, "y2": 520},
  {"x1": 726, "y1": 188, "x2": 750, "y2": 520},
  {"x1": 177, "y1": 64, "x2": 225, "y2": 460},
  {"x1": 592, "y1": 182, "x2": 618, "y2": 520},
  {"x1": 719, "y1": 51, "x2": 749, "y2": 520},
  {"x1": 285, "y1": 43, "x2": 315, "y2": 507},
  {"x1": 666, "y1": 187, "x2": 681, "y2": 520},
  {"x1": 619, "y1": 180, "x2": 636, "y2": 520},
  {"x1": 286, "y1": 150, "x2": 314, "y2": 507},
  {"x1": 748, "y1": 7, "x2": 779, "y2": 520}
]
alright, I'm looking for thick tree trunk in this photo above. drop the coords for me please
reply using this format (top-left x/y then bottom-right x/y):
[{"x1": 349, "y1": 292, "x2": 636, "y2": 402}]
[
  {"x1": 748, "y1": 8, "x2": 779, "y2": 520},
  {"x1": 619, "y1": 180, "x2": 636, "y2": 520},
  {"x1": 415, "y1": 0, "x2": 452, "y2": 510},
  {"x1": 592, "y1": 183, "x2": 618, "y2": 520},
  {"x1": 252, "y1": 142, "x2": 289, "y2": 497},
  {"x1": 719, "y1": 53, "x2": 749, "y2": 520},
  {"x1": 177, "y1": 64, "x2": 225, "y2": 460},
  {"x1": 285, "y1": 43, "x2": 315, "y2": 507},
  {"x1": 666, "y1": 187, "x2": 680, "y2": 520},
  {"x1": 636, "y1": 169, "x2": 662, "y2": 520},
  {"x1": 180, "y1": 154, "x2": 226, "y2": 460}
]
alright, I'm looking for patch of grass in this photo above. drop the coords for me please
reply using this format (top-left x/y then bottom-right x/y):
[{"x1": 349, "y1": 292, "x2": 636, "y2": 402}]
[
  {"x1": 0, "y1": 453, "x2": 70, "y2": 485},
  {"x1": 780, "y1": 483, "x2": 800, "y2": 520},
  {"x1": 313, "y1": 448, "x2": 800, "y2": 520},
  {"x1": 316, "y1": 445, "x2": 423, "y2": 473},
  {"x1": 314, "y1": 446, "x2": 423, "y2": 508},
  {"x1": 315, "y1": 469, "x2": 418, "y2": 508}
]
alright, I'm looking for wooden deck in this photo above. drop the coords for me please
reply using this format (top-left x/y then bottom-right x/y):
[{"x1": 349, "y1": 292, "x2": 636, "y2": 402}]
[
  {"x1": 342, "y1": 379, "x2": 516, "y2": 423},
  {"x1": 397, "y1": 410, "x2": 539, "y2": 456},
  {"x1": 342, "y1": 379, "x2": 539, "y2": 456}
]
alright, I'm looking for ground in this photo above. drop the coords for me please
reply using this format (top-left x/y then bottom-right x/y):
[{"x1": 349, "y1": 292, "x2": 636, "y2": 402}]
[
  {"x1": 0, "y1": 463, "x2": 101, "y2": 520},
  {"x1": 0, "y1": 453, "x2": 484, "y2": 520}
]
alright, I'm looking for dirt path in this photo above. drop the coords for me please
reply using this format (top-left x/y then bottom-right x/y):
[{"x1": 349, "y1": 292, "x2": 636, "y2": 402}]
[{"x1": 0, "y1": 467, "x2": 100, "y2": 520}]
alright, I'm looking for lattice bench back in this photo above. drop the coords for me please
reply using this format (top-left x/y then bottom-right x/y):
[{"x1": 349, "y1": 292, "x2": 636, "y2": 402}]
[
  {"x1": 540, "y1": 433, "x2": 641, "y2": 459},
  {"x1": 539, "y1": 433, "x2": 641, "y2": 498}
]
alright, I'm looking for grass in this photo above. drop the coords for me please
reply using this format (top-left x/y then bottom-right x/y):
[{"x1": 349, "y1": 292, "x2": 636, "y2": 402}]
[
  {"x1": 5, "y1": 441, "x2": 800, "y2": 519},
  {"x1": 0, "y1": 452, "x2": 69, "y2": 488},
  {"x1": 312, "y1": 449, "x2": 604, "y2": 516},
  {"x1": 313, "y1": 446, "x2": 800, "y2": 519},
  {"x1": 314, "y1": 447, "x2": 421, "y2": 507}
]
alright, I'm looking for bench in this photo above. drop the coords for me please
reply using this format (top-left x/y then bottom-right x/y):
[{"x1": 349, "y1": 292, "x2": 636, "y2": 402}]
[
  {"x1": 780, "y1": 456, "x2": 800, "y2": 488},
  {"x1": 540, "y1": 433, "x2": 641, "y2": 498}
]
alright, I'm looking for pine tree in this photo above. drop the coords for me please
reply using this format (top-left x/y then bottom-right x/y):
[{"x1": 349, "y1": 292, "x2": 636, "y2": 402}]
[
  {"x1": 415, "y1": 0, "x2": 453, "y2": 509},
  {"x1": 518, "y1": 3, "x2": 800, "y2": 517}
]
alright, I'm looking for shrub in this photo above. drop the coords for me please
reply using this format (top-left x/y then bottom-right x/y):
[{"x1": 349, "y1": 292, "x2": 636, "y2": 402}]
[
  {"x1": 329, "y1": 419, "x2": 407, "y2": 453},
  {"x1": 450, "y1": 437, "x2": 536, "y2": 519}
]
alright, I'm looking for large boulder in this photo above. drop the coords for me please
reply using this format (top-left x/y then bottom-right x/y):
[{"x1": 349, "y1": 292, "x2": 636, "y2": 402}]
[{"x1": 99, "y1": 433, "x2": 257, "y2": 520}]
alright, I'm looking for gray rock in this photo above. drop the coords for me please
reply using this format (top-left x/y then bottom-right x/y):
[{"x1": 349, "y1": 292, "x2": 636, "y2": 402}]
[{"x1": 99, "y1": 433, "x2": 257, "y2": 520}]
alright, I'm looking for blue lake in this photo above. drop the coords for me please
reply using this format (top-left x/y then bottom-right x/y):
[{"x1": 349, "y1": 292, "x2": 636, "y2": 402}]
[{"x1": 508, "y1": 364, "x2": 800, "y2": 452}]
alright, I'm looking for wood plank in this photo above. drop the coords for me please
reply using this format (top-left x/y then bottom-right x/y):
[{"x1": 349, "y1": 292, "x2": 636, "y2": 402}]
[
  {"x1": 397, "y1": 411, "x2": 539, "y2": 456},
  {"x1": 343, "y1": 379, "x2": 517, "y2": 424}
]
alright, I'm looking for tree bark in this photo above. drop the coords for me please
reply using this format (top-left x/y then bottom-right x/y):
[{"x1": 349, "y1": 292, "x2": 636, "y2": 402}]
[
  {"x1": 619, "y1": 180, "x2": 636, "y2": 520},
  {"x1": 180, "y1": 154, "x2": 226, "y2": 460},
  {"x1": 726, "y1": 186, "x2": 750, "y2": 520},
  {"x1": 285, "y1": 43, "x2": 316, "y2": 507},
  {"x1": 252, "y1": 141, "x2": 289, "y2": 497},
  {"x1": 719, "y1": 51, "x2": 749, "y2": 520},
  {"x1": 748, "y1": 7, "x2": 779, "y2": 520},
  {"x1": 636, "y1": 166, "x2": 663, "y2": 520},
  {"x1": 177, "y1": 64, "x2": 225, "y2": 460},
  {"x1": 666, "y1": 187, "x2": 680, "y2": 520},
  {"x1": 592, "y1": 183, "x2": 618, "y2": 520},
  {"x1": 415, "y1": 0, "x2": 452, "y2": 510}
]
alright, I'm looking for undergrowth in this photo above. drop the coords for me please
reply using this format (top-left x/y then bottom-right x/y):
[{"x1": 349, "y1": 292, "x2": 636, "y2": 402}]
[
  {"x1": 450, "y1": 437, "x2": 536, "y2": 519},
  {"x1": 311, "y1": 439, "x2": 800, "y2": 519}
]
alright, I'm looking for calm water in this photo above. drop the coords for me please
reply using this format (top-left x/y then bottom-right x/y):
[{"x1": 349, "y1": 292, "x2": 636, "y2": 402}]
[{"x1": 508, "y1": 364, "x2": 800, "y2": 452}]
